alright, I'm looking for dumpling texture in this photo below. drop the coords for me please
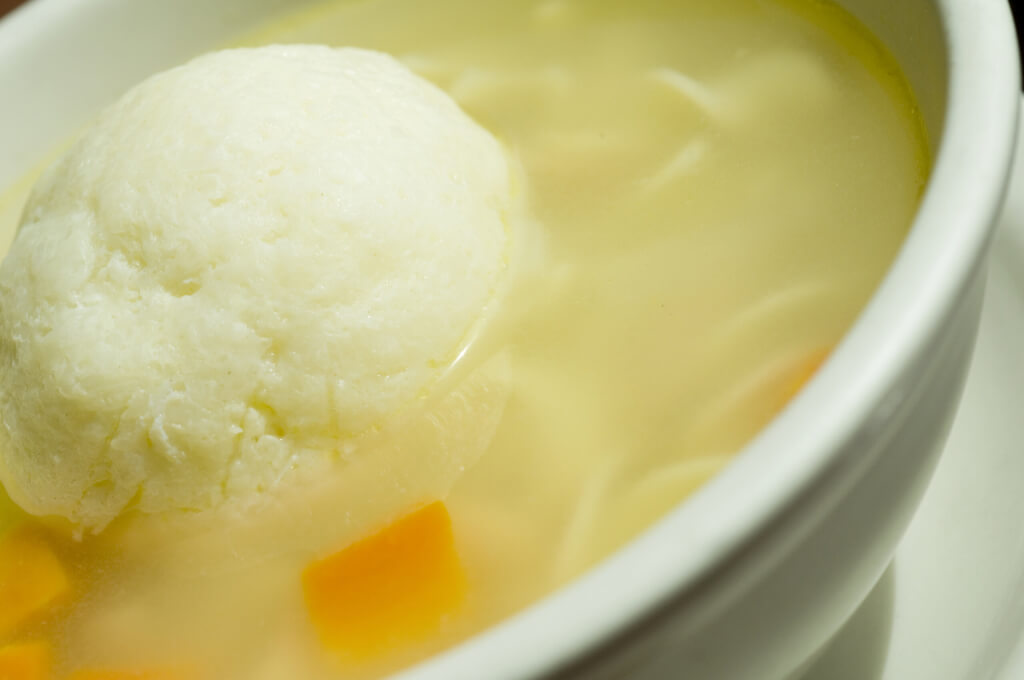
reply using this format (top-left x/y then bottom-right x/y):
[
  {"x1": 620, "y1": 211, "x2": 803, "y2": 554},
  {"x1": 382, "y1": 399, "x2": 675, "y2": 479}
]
[{"x1": 0, "y1": 45, "x2": 516, "y2": 532}]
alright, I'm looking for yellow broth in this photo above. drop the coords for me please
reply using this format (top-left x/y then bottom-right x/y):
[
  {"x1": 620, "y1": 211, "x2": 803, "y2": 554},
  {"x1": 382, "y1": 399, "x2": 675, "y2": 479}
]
[{"x1": 0, "y1": 0, "x2": 926, "y2": 678}]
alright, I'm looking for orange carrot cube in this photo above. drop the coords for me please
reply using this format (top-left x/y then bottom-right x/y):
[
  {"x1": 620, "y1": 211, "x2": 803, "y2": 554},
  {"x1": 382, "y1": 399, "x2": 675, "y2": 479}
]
[
  {"x1": 68, "y1": 670, "x2": 184, "y2": 680},
  {"x1": 0, "y1": 526, "x2": 69, "y2": 637},
  {"x1": 777, "y1": 348, "x2": 830, "y2": 407},
  {"x1": 303, "y1": 501, "x2": 466, "y2": 660},
  {"x1": 0, "y1": 641, "x2": 49, "y2": 680}
]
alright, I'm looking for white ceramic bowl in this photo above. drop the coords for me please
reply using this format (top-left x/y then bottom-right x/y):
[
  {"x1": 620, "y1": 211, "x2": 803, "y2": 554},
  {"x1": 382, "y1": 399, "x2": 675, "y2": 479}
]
[{"x1": 0, "y1": 1, "x2": 1018, "y2": 678}]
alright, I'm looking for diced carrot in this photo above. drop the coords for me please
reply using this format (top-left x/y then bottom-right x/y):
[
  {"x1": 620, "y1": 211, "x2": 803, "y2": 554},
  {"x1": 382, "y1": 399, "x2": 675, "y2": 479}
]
[
  {"x1": 0, "y1": 526, "x2": 69, "y2": 637},
  {"x1": 67, "y1": 670, "x2": 183, "y2": 680},
  {"x1": 303, "y1": 501, "x2": 466, "y2": 660},
  {"x1": 776, "y1": 347, "x2": 830, "y2": 408},
  {"x1": 0, "y1": 641, "x2": 49, "y2": 680}
]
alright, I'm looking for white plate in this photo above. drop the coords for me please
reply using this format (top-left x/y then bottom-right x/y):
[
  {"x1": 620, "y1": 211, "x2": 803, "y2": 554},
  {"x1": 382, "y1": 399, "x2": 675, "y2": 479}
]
[{"x1": 801, "y1": 105, "x2": 1024, "y2": 680}]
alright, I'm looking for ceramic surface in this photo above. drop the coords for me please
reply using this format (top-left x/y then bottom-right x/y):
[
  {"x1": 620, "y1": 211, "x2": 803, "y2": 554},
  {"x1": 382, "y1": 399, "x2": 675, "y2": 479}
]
[{"x1": 805, "y1": 101, "x2": 1024, "y2": 680}]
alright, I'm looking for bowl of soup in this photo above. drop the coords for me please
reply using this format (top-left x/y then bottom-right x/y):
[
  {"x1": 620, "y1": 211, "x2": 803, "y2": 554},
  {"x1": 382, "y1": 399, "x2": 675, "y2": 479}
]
[{"x1": 0, "y1": 0, "x2": 1017, "y2": 679}]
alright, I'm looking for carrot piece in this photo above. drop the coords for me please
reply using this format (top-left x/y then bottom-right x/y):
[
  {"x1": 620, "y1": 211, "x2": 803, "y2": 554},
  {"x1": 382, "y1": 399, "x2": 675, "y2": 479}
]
[
  {"x1": 67, "y1": 670, "x2": 183, "y2": 680},
  {"x1": 0, "y1": 526, "x2": 69, "y2": 637},
  {"x1": 0, "y1": 641, "x2": 49, "y2": 680},
  {"x1": 303, "y1": 501, "x2": 466, "y2": 660},
  {"x1": 776, "y1": 348, "x2": 830, "y2": 407}
]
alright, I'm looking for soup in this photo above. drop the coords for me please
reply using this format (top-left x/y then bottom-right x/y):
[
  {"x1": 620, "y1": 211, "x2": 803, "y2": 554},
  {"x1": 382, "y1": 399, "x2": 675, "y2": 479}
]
[{"x1": 0, "y1": 0, "x2": 925, "y2": 678}]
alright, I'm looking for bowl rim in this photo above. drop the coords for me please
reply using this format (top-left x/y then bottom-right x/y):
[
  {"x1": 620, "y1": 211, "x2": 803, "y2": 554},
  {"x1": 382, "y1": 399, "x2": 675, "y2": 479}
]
[{"x1": 0, "y1": 0, "x2": 1019, "y2": 678}]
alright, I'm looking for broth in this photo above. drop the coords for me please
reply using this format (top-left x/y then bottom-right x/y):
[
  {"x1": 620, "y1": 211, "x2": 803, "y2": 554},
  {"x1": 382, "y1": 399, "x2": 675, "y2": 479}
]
[{"x1": 0, "y1": 0, "x2": 926, "y2": 678}]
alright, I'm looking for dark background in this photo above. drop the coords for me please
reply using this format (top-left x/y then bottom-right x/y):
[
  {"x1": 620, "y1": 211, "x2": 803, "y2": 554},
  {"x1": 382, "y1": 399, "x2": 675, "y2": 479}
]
[{"x1": 0, "y1": 0, "x2": 1023, "y2": 80}]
